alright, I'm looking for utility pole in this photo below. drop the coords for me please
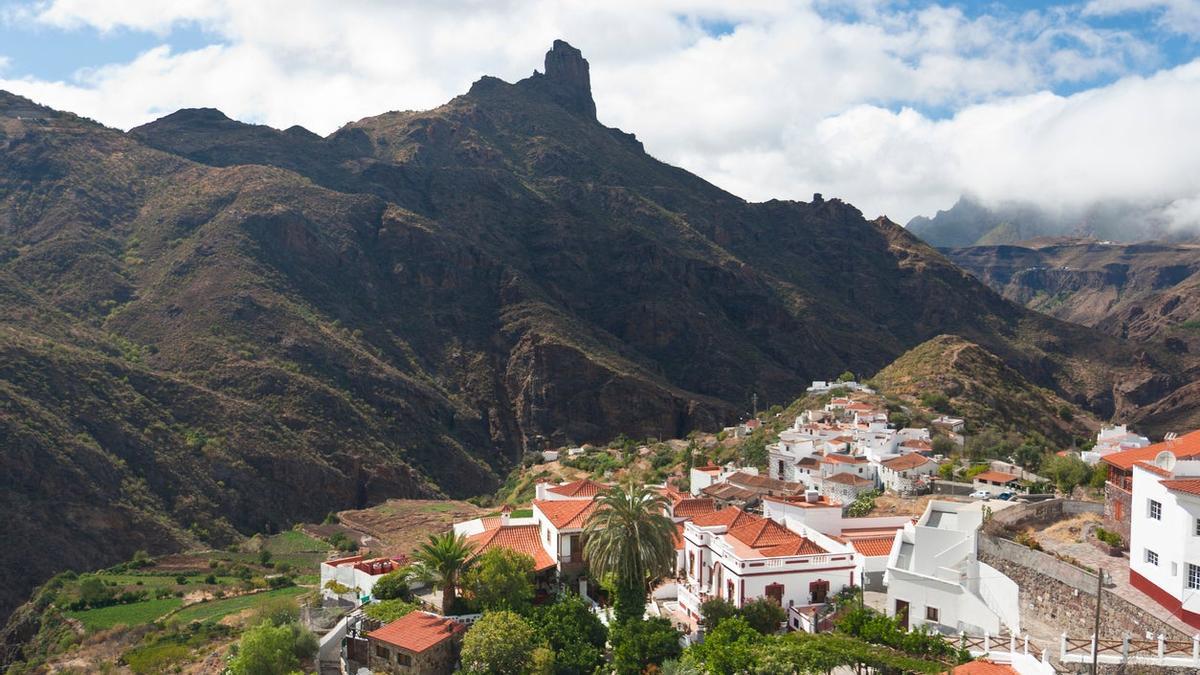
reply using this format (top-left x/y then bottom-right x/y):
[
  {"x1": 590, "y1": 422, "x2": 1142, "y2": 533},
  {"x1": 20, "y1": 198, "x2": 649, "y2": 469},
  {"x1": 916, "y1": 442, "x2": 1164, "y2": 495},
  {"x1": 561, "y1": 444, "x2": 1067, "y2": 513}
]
[{"x1": 1092, "y1": 569, "x2": 1104, "y2": 675}]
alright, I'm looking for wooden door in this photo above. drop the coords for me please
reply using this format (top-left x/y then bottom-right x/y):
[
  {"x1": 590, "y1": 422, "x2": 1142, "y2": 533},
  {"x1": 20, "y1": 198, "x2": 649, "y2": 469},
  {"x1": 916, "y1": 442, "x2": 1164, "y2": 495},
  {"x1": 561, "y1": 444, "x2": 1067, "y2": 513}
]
[
  {"x1": 895, "y1": 599, "x2": 909, "y2": 630},
  {"x1": 765, "y1": 583, "x2": 784, "y2": 606}
]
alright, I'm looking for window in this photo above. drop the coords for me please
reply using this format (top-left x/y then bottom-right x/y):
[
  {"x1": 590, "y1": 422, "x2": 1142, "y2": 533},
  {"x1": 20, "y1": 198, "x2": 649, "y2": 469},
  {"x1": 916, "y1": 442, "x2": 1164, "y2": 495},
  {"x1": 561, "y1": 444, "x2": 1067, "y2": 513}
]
[
  {"x1": 688, "y1": 552, "x2": 695, "y2": 577},
  {"x1": 1148, "y1": 499, "x2": 1161, "y2": 520},
  {"x1": 375, "y1": 645, "x2": 390, "y2": 659},
  {"x1": 925, "y1": 606, "x2": 940, "y2": 623},
  {"x1": 1145, "y1": 549, "x2": 1159, "y2": 566},
  {"x1": 1189, "y1": 563, "x2": 1200, "y2": 590},
  {"x1": 1195, "y1": 518, "x2": 1200, "y2": 536},
  {"x1": 727, "y1": 580, "x2": 735, "y2": 602},
  {"x1": 396, "y1": 653, "x2": 412, "y2": 667}
]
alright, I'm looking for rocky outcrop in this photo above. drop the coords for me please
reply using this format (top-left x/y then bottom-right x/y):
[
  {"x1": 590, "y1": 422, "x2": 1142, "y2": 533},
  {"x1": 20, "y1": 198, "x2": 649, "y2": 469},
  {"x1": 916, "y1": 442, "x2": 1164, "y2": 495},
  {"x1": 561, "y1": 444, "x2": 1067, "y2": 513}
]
[{"x1": 532, "y1": 39, "x2": 597, "y2": 119}]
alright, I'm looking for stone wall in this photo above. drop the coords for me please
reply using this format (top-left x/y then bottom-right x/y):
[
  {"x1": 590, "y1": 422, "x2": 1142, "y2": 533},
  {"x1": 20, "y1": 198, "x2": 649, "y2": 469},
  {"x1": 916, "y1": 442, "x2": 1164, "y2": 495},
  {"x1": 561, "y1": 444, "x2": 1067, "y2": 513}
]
[
  {"x1": 1103, "y1": 483, "x2": 1132, "y2": 541},
  {"x1": 979, "y1": 534, "x2": 1189, "y2": 641},
  {"x1": 931, "y1": 480, "x2": 975, "y2": 496}
]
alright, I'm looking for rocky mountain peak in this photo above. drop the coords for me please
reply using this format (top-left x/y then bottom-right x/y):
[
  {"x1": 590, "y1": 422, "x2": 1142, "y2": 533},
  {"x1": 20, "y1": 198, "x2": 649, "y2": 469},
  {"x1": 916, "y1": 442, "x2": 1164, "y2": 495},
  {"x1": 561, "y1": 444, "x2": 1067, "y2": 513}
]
[{"x1": 536, "y1": 39, "x2": 596, "y2": 119}]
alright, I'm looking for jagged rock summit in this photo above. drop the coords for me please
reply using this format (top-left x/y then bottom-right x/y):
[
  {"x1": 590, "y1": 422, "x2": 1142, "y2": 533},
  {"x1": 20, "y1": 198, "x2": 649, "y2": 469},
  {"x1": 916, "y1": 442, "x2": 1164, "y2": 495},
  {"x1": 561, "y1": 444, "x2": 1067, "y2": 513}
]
[{"x1": 529, "y1": 39, "x2": 596, "y2": 119}]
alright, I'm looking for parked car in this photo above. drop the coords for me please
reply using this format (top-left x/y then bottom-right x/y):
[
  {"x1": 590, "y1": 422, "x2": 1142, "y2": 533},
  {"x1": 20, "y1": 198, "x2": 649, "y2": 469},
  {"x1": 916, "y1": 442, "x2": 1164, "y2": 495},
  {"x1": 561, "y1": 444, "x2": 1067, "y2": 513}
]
[
  {"x1": 969, "y1": 490, "x2": 991, "y2": 499},
  {"x1": 996, "y1": 491, "x2": 1013, "y2": 501}
]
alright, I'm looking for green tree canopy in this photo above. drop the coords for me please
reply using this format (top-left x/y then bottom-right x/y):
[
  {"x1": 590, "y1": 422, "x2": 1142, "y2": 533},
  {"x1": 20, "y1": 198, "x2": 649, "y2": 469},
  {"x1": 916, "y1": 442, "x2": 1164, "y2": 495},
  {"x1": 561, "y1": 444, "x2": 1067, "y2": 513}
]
[
  {"x1": 1039, "y1": 453, "x2": 1092, "y2": 494},
  {"x1": 739, "y1": 597, "x2": 787, "y2": 635},
  {"x1": 462, "y1": 548, "x2": 535, "y2": 614},
  {"x1": 371, "y1": 568, "x2": 412, "y2": 601},
  {"x1": 459, "y1": 610, "x2": 538, "y2": 675},
  {"x1": 690, "y1": 615, "x2": 762, "y2": 674},
  {"x1": 362, "y1": 599, "x2": 418, "y2": 623},
  {"x1": 227, "y1": 622, "x2": 316, "y2": 675},
  {"x1": 698, "y1": 597, "x2": 738, "y2": 631},
  {"x1": 583, "y1": 481, "x2": 676, "y2": 623},
  {"x1": 609, "y1": 617, "x2": 682, "y2": 675},
  {"x1": 532, "y1": 593, "x2": 607, "y2": 675}
]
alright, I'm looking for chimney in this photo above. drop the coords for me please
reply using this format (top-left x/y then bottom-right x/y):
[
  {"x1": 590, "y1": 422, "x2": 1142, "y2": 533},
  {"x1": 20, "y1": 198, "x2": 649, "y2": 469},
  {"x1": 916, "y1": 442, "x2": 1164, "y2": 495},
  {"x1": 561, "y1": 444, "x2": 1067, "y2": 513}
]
[
  {"x1": 805, "y1": 489, "x2": 820, "y2": 503},
  {"x1": 535, "y1": 482, "x2": 548, "y2": 500}
]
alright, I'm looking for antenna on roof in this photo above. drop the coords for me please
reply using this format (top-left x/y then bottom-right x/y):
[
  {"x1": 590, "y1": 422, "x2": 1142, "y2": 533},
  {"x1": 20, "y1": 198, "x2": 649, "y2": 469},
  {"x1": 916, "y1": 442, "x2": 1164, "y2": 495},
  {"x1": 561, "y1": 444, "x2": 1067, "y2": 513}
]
[
  {"x1": 1155, "y1": 450, "x2": 1177, "y2": 473},
  {"x1": 1165, "y1": 432, "x2": 1178, "y2": 441}
]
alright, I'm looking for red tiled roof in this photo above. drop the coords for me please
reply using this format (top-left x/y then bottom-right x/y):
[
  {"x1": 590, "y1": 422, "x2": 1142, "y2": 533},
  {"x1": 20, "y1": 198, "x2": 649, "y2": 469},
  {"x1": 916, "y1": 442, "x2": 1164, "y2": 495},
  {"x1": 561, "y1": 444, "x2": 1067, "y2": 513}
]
[
  {"x1": 727, "y1": 518, "x2": 796, "y2": 548},
  {"x1": 466, "y1": 524, "x2": 556, "y2": 572},
  {"x1": 847, "y1": 536, "x2": 895, "y2": 557},
  {"x1": 1160, "y1": 478, "x2": 1200, "y2": 497},
  {"x1": 759, "y1": 537, "x2": 827, "y2": 557},
  {"x1": 822, "y1": 453, "x2": 867, "y2": 464},
  {"x1": 695, "y1": 464, "x2": 722, "y2": 473},
  {"x1": 672, "y1": 498, "x2": 717, "y2": 519},
  {"x1": 973, "y1": 471, "x2": 1020, "y2": 483},
  {"x1": 1134, "y1": 461, "x2": 1171, "y2": 478},
  {"x1": 1102, "y1": 429, "x2": 1200, "y2": 470},
  {"x1": 534, "y1": 499, "x2": 598, "y2": 529},
  {"x1": 763, "y1": 493, "x2": 842, "y2": 509},
  {"x1": 368, "y1": 612, "x2": 466, "y2": 653},
  {"x1": 688, "y1": 506, "x2": 760, "y2": 529},
  {"x1": 881, "y1": 454, "x2": 935, "y2": 470},
  {"x1": 824, "y1": 473, "x2": 874, "y2": 486},
  {"x1": 546, "y1": 478, "x2": 609, "y2": 498},
  {"x1": 952, "y1": 660, "x2": 1018, "y2": 674},
  {"x1": 900, "y1": 439, "x2": 933, "y2": 450}
]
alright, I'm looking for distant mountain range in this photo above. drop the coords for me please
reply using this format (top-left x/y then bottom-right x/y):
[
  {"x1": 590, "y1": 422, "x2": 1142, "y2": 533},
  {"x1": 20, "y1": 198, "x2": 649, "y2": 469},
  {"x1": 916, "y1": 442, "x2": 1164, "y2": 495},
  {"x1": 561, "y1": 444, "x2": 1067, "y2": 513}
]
[
  {"x1": 907, "y1": 196, "x2": 1198, "y2": 248},
  {"x1": 1, "y1": 41, "x2": 1196, "y2": 621}
]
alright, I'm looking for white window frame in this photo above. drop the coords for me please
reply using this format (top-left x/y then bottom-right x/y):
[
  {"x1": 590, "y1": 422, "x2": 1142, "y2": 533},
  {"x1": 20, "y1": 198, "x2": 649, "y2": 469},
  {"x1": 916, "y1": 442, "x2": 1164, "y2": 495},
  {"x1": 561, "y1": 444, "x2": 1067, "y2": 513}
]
[
  {"x1": 1145, "y1": 549, "x2": 1159, "y2": 566},
  {"x1": 1148, "y1": 499, "x2": 1161, "y2": 521},
  {"x1": 1188, "y1": 563, "x2": 1200, "y2": 590}
]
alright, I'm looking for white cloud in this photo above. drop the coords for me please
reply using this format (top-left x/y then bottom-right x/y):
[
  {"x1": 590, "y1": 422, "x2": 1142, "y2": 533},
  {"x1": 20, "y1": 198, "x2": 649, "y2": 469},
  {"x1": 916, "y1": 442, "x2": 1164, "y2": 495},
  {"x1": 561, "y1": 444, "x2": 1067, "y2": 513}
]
[
  {"x1": 1084, "y1": 0, "x2": 1200, "y2": 37},
  {"x1": 0, "y1": 0, "x2": 1196, "y2": 226}
]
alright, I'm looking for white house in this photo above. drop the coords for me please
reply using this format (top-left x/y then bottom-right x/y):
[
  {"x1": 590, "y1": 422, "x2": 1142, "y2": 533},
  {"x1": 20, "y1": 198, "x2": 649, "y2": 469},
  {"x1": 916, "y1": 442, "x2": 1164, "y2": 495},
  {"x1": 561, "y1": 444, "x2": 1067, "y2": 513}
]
[
  {"x1": 689, "y1": 463, "x2": 758, "y2": 496},
  {"x1": 820, "y1": 471, "x2": 876, "y2": 503},
  {"x1": 878, "y1": 453, "x2": 939, "y2": 494},
  {"x1": 807, "y1": 380, "x2": 875, "y2": 395},
  {"x1": 932, "y1": 416, "x2": 965, "y2": 434},
  {"x1": 319, "y1": 554, "x2": 408, "y2": 603},
  {"x1": 1127, "y1": 453, "x2": 1200, "y2": 630},
  {"x1": 885, "y1": 500, "x2": 1020, "y2": 635},
  {"x1": 972, "y1": 471, "x2": 1022, "y2": 496},
  {"x1": 678, "y1": 506, "x2": 859, "y2": 625},
  {"x1": 1085, "y1": 424, "x2": 1151, "y2": 465}
]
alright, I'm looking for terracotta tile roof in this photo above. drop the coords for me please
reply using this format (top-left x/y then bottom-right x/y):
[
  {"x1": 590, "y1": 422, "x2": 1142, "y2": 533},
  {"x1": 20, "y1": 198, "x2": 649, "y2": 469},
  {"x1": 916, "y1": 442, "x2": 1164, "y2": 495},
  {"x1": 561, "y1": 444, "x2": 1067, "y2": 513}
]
[
  {"x1": 727, "y1": 518, "x2": 796, "y2": 548},
  {"x1": 546, "y1": 478, "x2": 609, "y2": 498},
  {"x1": 759, "y1": 537, "x2": 827, "y2": 557},
  {"x1": 823, "y1": 453, "x2": 868, "y2": 464},
  {"x1": 466, "y1": 524, "x2": 556, "y2": 572},
  {"x1": 796, "y1": 456, "x2": 821, "y2": 467},
  {"x1": 367, "y1": 612, "x2": 466, "y2": 653},
  {"x1": 1160, "y1": 478, "x2": 1200, "y2": 496},
  {"x1": 824, "y1": 472, "x2": 874, "y2": 486},
  {"x1": 689, "y1": 506, "x2": 760, "y2": 529},
  {"x1": 846, "y1": 536, "x2": 895, "y2": 557},
  {"x1": 900, "y1": 439, "x2": 933, "y2": 450},
  {"x1": 952, "y1": 660, "x2": 1018, "y2": 674},
  {"x1": 672, "y1": 498, "x2": 717, "y2": 519},
  {"x1": 973, "y1": 470, "x2": 1020, "y2": 483},
  {"x1": 700, "y1": 483, "x2": 760, "y2": 501},
  {"x1": 534, "y1": 498, "x2": 597, "y2": 530},
  {"x1": 881, "y1": 454, "x2": 936, "y2": 470},
  {"x1": 695, "y1": 464, "x2": 722, "y2": 473},
  {"x1": 1102, "y1": 429, "x2": 1200, "y2": 470},
  {"x1": 1134, "y1": 461, "x2": 1171, "y2": 478},
  {"x1": 726, "y1": 471, "x2": 805, "y2": 492}
]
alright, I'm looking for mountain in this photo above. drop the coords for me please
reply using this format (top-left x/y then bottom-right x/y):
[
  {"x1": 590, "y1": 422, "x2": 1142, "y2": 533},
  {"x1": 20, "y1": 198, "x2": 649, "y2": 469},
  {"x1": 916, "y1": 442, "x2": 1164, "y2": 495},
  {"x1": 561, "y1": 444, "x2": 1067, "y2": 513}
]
[
  {"x1": 0, "y1": 41, "x2": 1194, "y2": 621},
  {"x1": 873, "y1": 335, "x2": 1100, "y2": 445},
  {"x1": 907, "y1": 196, "x2": 1196, "y2": 248},
  {"x1": 947, "y1": 239, "x2": 1200, "y2": 346}
]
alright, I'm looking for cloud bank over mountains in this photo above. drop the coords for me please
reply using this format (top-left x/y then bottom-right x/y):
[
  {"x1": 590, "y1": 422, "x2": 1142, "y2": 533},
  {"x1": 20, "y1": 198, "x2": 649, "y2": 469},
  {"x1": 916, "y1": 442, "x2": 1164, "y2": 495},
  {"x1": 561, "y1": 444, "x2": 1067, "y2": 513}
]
[{"x1": 1, "y1": 0, "x2": 1197, "y2": 229}]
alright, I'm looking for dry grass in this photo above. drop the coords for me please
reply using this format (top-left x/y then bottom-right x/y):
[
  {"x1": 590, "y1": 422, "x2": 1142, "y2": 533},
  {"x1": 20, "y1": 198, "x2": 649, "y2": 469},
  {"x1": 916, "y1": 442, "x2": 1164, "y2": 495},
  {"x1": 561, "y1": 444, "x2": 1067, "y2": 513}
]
[
  {"x1": 1035, "y1": 511, "x2": 1101, "y2": 546},
  {"x1": 335, "y1": 499, "x2": 488, "y2": 556}
]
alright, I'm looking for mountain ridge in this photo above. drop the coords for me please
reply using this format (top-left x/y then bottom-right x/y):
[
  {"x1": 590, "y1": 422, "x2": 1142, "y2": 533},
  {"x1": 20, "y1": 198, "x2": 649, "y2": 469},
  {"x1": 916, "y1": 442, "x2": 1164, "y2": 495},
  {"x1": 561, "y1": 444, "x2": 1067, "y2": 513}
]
[{"x1": 0, "y1": 41, "x2": 1194, "y2": 622}]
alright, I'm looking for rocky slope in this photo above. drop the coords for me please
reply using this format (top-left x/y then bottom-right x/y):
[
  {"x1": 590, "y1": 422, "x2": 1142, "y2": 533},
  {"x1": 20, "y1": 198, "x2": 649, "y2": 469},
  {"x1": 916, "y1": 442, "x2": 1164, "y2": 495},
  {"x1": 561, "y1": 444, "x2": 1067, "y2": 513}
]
[
  {"x1": 0, "y1": 41, "x2": 1195, "y2": 621},
  {"x1": 947, "y1": 239, "x2": 1200, "y2": 347}
]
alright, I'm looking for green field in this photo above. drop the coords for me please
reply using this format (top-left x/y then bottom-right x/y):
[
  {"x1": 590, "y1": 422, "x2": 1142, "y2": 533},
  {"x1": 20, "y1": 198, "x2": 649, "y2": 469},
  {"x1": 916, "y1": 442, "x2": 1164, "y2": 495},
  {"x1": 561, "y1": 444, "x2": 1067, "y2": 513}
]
[
  {"x1": 66, "y1": 598, "x2": 184, "y2": 630},
  {"x1": 91, "y1": 573, "x2": 238, "y2": 588},
  {"x1": 172, "y1": 586, "x2": 308, "y2": 624},
  {"x1": 264, "y1": 530, "x2": 328, "y2": 554}
]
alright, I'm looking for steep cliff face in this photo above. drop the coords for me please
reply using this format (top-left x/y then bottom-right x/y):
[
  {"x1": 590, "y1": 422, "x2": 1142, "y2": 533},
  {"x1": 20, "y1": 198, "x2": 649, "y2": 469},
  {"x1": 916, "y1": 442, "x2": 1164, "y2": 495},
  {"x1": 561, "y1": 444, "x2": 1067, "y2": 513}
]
[
  {"x1": 948, "y1": 240, "x2": 1200, "y2": 345},
  {"x1": 0, "y1": 42, "x2": 1195, "y2": 621}
]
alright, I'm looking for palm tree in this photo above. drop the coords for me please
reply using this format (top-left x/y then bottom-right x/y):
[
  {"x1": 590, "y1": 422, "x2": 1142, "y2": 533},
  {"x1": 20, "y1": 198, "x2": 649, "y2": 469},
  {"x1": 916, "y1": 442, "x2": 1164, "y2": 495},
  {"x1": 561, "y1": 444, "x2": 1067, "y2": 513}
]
[
  {"x1": 413, "y1": 531, "x2": 475, "y2": 614},
  {"x1": 583, "y1": 480, "x2": 677, "y2": 623}
]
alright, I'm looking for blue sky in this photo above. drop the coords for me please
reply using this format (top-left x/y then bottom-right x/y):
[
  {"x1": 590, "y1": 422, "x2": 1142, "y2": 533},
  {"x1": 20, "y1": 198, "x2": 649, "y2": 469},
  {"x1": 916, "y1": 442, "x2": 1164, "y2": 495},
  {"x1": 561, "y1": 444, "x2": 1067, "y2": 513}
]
[{"x1": 1, "y1": 0, "x2": 1198, "y2": 225}]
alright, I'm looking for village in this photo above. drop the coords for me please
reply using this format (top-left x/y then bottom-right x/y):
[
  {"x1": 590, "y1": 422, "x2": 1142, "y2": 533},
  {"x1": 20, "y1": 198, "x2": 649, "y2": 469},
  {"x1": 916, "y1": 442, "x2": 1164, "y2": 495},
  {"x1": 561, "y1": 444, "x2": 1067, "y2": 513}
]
[{"x1": 306, "y1": 380, "x2": 1200, "y2": 675}]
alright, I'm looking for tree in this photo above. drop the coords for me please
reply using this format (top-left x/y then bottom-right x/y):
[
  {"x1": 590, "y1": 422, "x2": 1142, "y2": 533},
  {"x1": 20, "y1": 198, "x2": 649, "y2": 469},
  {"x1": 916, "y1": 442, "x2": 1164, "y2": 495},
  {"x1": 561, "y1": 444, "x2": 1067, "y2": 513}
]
[
  {"x1": 699, "y1": 597, "x2": 738, "y2": 631},
  {"x1": 78, "y1": 577, "x2": 111, "y2": 607},
  {"x1": 413, "y1": 531, "x2": 475, "y2": 613},
  {"x1": 583, "y1": 481, "x2": 676, "y2": 623},
  {"x1": 690, "y1": 616, "x2": 762, "y2": 674},
  {"x1": 1040, "y1": 454, "x2": 1091, "y2": 494},
  {"x1": 931, "y1": 436, "x2": 957, "y2": 456},
  {"x1": 740, "y1": 597, "x2": 787, "y2": 635},
  {"x1": 462, "y1": 548, "x2": 534, "y2": 614},
  {"x1": 362, "y1": 599, "x2": 418, "y2": 623},
  {"x1": 459, "y1": 611, "x2": 538, "y2": 675},
  {"x1": 227, "y1": 622, "x2": 316, "y2": 675},
  {"x1": 610, "y1": 617, "x2": 682, "y2": 675},
  {"x1": 837, "y1": 371, "x2": 855, "y2": 383},
  {"x1": 937, "y1": 461, "x2": 958, "y2": 480},
  {"x1": 371, "y1": 568, "x2": 412, "y2": 601},
  {"x1": 919, "y1": 392, "x2": 951, "y2": 413},
  {"x1": 1012, "y1": 442, "x2": 1046, "y2": 472},
  {"x1": 532, "y1": 593, "x2": 607, "y2": 675},
  {"x1": 251, "y1": 595, "x2": 300, "y2": 627}
]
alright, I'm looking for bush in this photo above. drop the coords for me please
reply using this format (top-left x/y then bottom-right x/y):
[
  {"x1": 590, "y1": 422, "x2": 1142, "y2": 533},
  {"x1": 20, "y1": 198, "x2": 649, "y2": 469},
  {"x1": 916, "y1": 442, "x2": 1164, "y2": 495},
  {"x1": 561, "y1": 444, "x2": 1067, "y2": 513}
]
[
  {"x1": 846, "y1": 490, "x2": 879, "y2": 518},
  {"x1": 371, "y1": 569, "x2": 412, "y2": 601},
  {"x1": 1095, "y1": 527, "x2": 1122, "y2": 547},
  {"x1": 739, "y1": 598, "x2": 786, "y2": 635},
  {"x1": 460, "y1": 611, "x2": 538, "y2": 675},
  {"x1": 462, "y1": 548, "x2": 534, "y2": 614},
  {"x1": 689, "y1": 616, "x2": 761, "y2": 673},
  {"x1": 610, "y1": 617, "x2": 681, "y2": 675},
  {"x1": 531, "y1": 593, "x2": 607, "y2": 674},
  {"x1": 226, "y1": 622, "x2": 315, "y2": 675},
  {"x1": 362, "y1": 599, "x2": 418, "y2": 623},
  {"x1": 699, "y1": 597, "x2": 738, "y2": 631},
  {"x1": 251, "y1": 596, "x2": 300, "y2": 627}
]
